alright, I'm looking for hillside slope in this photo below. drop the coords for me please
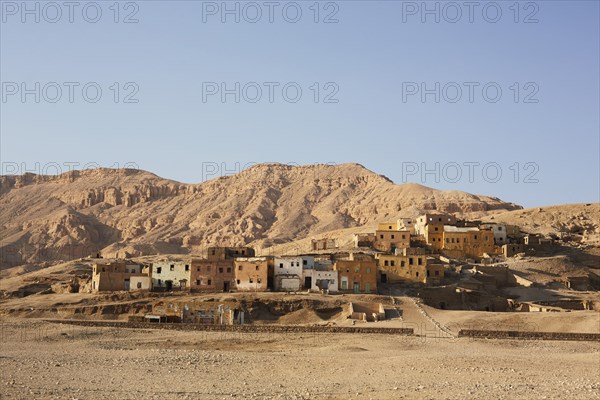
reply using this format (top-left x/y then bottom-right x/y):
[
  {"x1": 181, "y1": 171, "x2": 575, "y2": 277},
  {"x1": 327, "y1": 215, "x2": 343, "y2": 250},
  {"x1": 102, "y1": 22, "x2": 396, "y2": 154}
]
[{"x1": 0, "y1": 163, "x2": 521, "y2": 266}]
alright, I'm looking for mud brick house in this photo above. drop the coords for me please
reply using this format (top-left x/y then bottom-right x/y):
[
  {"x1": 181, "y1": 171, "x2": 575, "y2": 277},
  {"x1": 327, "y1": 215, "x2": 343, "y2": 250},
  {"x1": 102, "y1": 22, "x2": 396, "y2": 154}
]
[
  {"x1": 92, "y1": 260, "x2": 151, "y2": 292},
  {"x1": 234, "y1": 257, "x2": 270, "y2": 291},
  {"x1": 374, "y1": 222, "x2": 410, "y2": 252},
  {"x1": 415, "y1": 213, "x2": 457, "y2": 236},
  {"x1": 375, "y1": 253, "x2": 427, "y2": 284},
  {"x1": 425, "y1": 262, "x2": 445, "y2": 285},
  {"x1": 334, "y1": 257, "x2": 377, "y2": 293},
  {"x1": 311, "y1": 238, "x2": 337, "y2": 251},
  {"x1": 480, "y1": 223, "x2": 508, "y2": 245},
  {"x1": 397, "y1": 217, "x2": 416, "y2": 234},
  {"x1": 441, "y1": 226, "x2": 495, "y2": 259},
  {"x1": 190, "y1": 257, "x2": 235, "y2": 292},
  {"x1": 207, "y1": 246, "x2": 255, "y2": 261},
  {"x1": 502, "y1": 243, "x2": 525, "y2": 257},
  {"x1": 353, "y1": 233, "x2": 376, "y2": 248}
]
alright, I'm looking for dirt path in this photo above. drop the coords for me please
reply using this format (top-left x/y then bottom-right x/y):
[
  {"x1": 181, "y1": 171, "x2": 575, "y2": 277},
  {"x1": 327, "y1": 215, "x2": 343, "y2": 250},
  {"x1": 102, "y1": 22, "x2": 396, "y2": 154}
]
[{"x1": 395, "y1": 296, "x2": 455, "y2": 338}]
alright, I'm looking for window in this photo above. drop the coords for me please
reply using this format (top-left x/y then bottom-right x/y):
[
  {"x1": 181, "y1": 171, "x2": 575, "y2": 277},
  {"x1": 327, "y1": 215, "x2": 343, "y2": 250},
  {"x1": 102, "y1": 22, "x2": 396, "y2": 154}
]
[
  {"x1": 158, "y1": 279, "x2": 162, "y2": 285},
  {"x1": 238, "y1": 265, "x2": 243, "y2": 271},
  {"x1": 474, "y1": 235, "x2": 478, "y2": 240},
  {"x1": 227, "y1": 267, "x2": 231, "y2": 273},
  {"x1": 207, "y1": 279, "x2": 212, "y2": 285},
  {"x1": 409, "y1": 258, "x2": 414, "y2": 265},
  {"x1": 445, "y1": 238, "x2": 449, "y2": 243},
  {"x1": 346, "y1": 269, "x2": 349, "y2": 272},
  {"x1": 402, "y1": 234, "x2": 406, "y2": 239},
  {"x1": 257, "y1": 278, "x2": 262, "y2": 283},
  {"x1": 296, "y1": 262, "x2": 300, "y2": 266},
  {"x1": 366, "y1": 268, "x2": 371, "y2": 273},
  {"x1": 211, "y1": 250, "x2": 216, "y2": 255},
  {"x1": 303, "y1": 259, "x2": 307, "y2": 265},
  {"x1": 389, "y1": 225, "x2": 392, "y2": 229},
  {"x1": 435, "y1": 227, "x2": 439, "y2": 231},
  {"x1": 137, "y1": 282, "x2": 142, "y2": 289},
  {"x1": 390, "y1": 261, "x2": 395, "y2": 267},
  {"x1": 236, "y1": 279, "x2": 241, "y2": 284},
  {"x1": 102, "y1": 267, "x2": 105, "y2": 272},
  {"x1": 249, "y1": 278, "x2": 253, "y2": 283},
  {"x1": 156, "y1": 267, "x2": 162, "y2": 274},
  {"x1": 355, "y1": 267, "x2": 360, "y2": 272},
  {"x1": 170, "y1": 264, "x2": 175, "y2": 271},
  {"x1": 418, "y1": 258, "x2": 423, "y2": 265},
  {"x1": 241, "y1": 250, "x2": 245, "y2": 255},
  {"x1": 391, "y1": 235, "x2": 395, "y2": 239},
  {"x1": 255, "y1": 265, "x2": 259, "y2": 270},
  {"x1": 279, "y1": 263, "x2": 284, "y2": 268},
  {"x1": 401, "y1": 261, "x2": 405, "y2": 267},
  {"x1": 384, "y1": 260, "x2": 389, "y2": 266},
  {"x1": 216, "y1": 267, "x2": 221, "y2": 273},
  {"x1": 435, "y1": 271, "x2": 440, "y2": 276},
  {"x1": 197, "y1": 267, "x2": 200, "y2": 271},
  {"x1": 185, "y1": 264, "x2": 189, "y2": 271},
  {"x1": 380, "y1": 234, "x2": 384, "y2": 239},
  {"x1": 416, "y1": 272, "x2": 419, "y2": 277}
]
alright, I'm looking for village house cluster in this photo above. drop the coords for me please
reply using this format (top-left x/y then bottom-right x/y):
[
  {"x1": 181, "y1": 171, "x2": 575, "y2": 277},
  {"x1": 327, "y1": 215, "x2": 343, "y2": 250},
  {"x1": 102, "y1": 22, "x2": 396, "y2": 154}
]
[{"x1": 92, "y1": 212, "x2": 545, "y2": 294}]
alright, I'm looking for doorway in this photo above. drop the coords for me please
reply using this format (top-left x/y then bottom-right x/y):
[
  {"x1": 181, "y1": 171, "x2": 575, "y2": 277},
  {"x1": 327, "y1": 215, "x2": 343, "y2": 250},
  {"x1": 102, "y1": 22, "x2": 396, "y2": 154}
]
[{"x1": 304, "y1": 276, "x2": 312, "y2": 289}]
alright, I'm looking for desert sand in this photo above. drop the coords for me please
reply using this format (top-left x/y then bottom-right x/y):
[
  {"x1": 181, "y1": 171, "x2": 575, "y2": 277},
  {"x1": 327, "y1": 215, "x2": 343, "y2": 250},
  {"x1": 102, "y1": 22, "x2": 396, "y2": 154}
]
[{"x1": 1, "y1": 317, "x2": 599, "y2": 400}]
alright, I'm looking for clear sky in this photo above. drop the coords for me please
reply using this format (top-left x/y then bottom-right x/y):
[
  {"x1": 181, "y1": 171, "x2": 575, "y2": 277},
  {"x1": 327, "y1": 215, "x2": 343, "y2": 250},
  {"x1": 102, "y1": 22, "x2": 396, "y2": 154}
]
[{"x1": 1, "y1": 0, "x2": 599, "y2": 208}]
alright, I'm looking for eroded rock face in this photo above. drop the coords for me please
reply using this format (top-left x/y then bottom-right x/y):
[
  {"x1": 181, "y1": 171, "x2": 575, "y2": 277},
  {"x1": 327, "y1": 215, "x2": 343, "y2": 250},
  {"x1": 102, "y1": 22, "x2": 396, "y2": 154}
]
[{"x1": 0, "y1": 164, "x2": 523, "y2": 267}]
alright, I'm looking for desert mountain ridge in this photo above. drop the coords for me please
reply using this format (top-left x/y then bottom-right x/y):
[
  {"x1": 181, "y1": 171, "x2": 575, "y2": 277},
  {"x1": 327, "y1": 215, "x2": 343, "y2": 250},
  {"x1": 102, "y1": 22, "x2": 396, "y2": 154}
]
[{"x1": 1, "y1": 162, "x2": 524, "y2": 266}]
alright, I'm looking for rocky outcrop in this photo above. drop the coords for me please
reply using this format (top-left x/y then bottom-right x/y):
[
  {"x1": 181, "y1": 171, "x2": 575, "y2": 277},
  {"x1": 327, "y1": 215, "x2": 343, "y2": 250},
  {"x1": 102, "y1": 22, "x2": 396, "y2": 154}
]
[{"x1": 0, "y1": 163, "x2": 522, "y2": 267}]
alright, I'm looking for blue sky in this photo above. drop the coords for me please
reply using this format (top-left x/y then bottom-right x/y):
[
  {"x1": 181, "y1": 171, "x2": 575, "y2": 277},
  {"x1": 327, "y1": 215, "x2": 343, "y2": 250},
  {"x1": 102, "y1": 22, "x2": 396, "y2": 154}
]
[{"x1": 1, "y1": 0, "x2": 599, "y2": 208}]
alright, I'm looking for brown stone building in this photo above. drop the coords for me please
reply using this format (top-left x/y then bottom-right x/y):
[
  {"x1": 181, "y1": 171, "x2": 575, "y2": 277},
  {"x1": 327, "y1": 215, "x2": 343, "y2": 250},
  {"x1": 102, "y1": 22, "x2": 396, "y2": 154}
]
[
  {"x1": 207, "y1": 246, "x2": 255, "y2": 261},
  {"x1": 425, "y1": 262, "x2": 445, "y2": 285},
  {"x1": 234, "y1": 257, "x2": 270, "y2": 291},
  {"x1": 190, "y1": 258, "x2": 235, "y2": 292},
  {"x1": 376, "y1": 254, "x2": 427, "y2": 284},
  {"x1": 415, "y1": 213, "x2": 457, "y2": 235},
  {"x1": 374, "y1": 222, "x2": 410, "y2": 252},
  {"x1": 92, "y1": 260, "x2": 151, "y2": 292},
  {"x1": 311, "y1": 238, "x2": 337, "y2": 251},
  {"x1": 441, "y1": 226, "x2": 495, "y2": 258},
  {"x1": 334, "y1": 259, "x2": 377, "y2": 293}
]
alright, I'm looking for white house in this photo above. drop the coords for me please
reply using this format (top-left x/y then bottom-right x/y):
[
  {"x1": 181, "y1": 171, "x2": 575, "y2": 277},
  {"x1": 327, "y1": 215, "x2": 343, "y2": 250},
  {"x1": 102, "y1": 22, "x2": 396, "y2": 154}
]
[
  {"x1": 480, "y1": 223, "x2": 507, "y2": 245},
  {"x1": 151, "y1": 260, "x2": 190, "y2": 291},
  {"x1": 274, "y1": 256, "x2": 304, "y2": 291}
]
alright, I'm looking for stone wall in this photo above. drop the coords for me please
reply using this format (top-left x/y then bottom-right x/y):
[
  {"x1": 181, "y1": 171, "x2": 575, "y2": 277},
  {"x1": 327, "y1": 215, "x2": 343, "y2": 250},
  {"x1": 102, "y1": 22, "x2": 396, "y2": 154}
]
[
  {"x1": 458, "y1": 329, "x2": 600, "y2": 342},
  {"x1": 46, "y1": 319, "x2": 415, "y2": 335}
]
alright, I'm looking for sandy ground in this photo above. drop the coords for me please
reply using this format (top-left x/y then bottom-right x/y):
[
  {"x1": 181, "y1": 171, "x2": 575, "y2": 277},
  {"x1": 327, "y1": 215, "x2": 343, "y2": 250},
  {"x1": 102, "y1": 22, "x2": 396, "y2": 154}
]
[{"x1": 1, "y1": 318, "x2": 599, "y2": 400}]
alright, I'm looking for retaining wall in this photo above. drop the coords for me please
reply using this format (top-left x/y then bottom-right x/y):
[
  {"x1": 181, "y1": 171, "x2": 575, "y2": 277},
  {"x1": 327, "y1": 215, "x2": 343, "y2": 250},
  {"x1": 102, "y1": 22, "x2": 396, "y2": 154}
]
[
  {"x1": 45, "y1": 319, "x2": 414, "y2": 335},
  {"x1": 459, "y1": 329, "x2": 600, "y2": 341}
]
